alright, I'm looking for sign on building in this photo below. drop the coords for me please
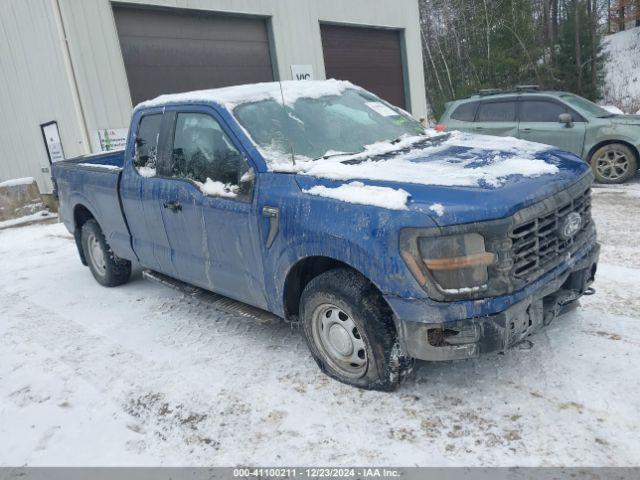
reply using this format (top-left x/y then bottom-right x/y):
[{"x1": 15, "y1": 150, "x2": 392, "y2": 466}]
[
  {"x1": 40, "y1": 121, "x2": 65, "y2": 163},
  {"x1": 95, "y1": 128, "x2": 128, "y2": 152},
  {"x1": 291, "y1": 64, "x2": 314, "y2": 81}
]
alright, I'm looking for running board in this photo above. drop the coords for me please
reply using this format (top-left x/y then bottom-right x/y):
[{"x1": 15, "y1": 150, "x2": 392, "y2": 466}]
[{"x1": 142, "y1": 270, "x2": 280, "y2": 324}]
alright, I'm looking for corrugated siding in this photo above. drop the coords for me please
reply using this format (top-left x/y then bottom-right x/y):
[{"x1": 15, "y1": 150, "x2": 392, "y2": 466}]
[
  {"x1": 0, "y1": 0, "x2": 428, "y2": 193},
  {"x1": 57, "y1": 0, "x2": 428, "y2": 136},
  {"x1": 0, "y1": 0, "x2": 86, "y2": 193}
]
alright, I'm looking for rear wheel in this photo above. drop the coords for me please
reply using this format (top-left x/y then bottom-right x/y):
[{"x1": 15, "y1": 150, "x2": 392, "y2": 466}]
[
  {"x1": 589, "y1": 143, "x2": 637, "y2": 184},
  {"x1": 300, "y1": 268, "x2": 413, "y2": 391},
  {"x1": 81, "y1": 219, "x2": 131, "y2": 287}
]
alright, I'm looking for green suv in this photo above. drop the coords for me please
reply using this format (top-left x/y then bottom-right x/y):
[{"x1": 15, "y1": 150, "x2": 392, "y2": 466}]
[{"x1": 439, "y1": 88, "x2": 640, "y2": 183}]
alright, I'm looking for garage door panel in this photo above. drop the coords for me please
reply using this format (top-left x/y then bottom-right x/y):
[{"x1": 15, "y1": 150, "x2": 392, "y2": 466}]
[
  {"x1": 115, "y1": 9, "x2": 268, "y2": 42},
  {"x1": 125, "y1": 65, "x2": 274, "y2": 103},
  {"x1": 119, "y1": 38, "x2": 273, "y2": 67},
  {"x1": 320, "y1": 49, "x2": 403, "y2": 68},
  {"x1": 320, "y1": 24, "x2": 406, "y2": 109},
  {"x1": 114, "y1": 6, "x2": 274, "y2": 105}
]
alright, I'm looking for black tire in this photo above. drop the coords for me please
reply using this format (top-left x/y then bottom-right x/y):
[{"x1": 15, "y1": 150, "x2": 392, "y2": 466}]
[
  {"x1": 589, "y1": 143, "x2": 638, "y2": 184},
  {"x1": 300, "y1": 268, "x2": 414, "y2": 391},
  {"x1": 80, "y1": 219, "x2": 131, "y2": 287}
]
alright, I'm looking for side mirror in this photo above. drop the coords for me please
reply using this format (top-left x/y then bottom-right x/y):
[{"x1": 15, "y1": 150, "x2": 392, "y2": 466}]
[
  {"x1": 238, "y1": 164, "x2": 255, "y2": 200},
  {"x1": 558, "y1": 113, "x2": 573, "y2": 127}
]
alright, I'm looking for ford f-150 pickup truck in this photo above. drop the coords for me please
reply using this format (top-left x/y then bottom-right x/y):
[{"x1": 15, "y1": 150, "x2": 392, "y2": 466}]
[{"x1": 53, "y1": 80, "x2": 599, "y2": 391}]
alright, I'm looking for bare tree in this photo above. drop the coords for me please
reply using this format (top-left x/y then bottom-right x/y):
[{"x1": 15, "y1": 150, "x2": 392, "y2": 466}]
[{"x1": 619, "y1": 0, "x2": 626, "y2": 30}]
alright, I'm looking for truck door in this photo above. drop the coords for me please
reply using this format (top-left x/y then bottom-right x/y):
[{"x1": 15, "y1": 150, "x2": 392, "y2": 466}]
[
  {"x1": 120, "y1": 110, "x2": 177, "y2": 276},
  {"x1": 517, "y1": 98, "x2": 586, "y2": 156},
  {"x1": 159, "y1": 108, "x2": 267, "y2": 309}
]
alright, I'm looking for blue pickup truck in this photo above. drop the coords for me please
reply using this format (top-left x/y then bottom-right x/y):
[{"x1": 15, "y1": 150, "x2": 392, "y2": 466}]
[{"x1": 53, "y1": 80, "x2": 599, "y2": 390}]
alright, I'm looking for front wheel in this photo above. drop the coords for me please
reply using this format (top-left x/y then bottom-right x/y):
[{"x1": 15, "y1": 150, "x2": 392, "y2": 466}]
[
  {"x1": 589, "y1": 143, "x2": 637, "y2": 184},
  {"x1": 300, "y1": 268, "x2": 413, "y2": 391},
  {"x1": 81, "y1": 219, "x2": 131, "y2": 287}
]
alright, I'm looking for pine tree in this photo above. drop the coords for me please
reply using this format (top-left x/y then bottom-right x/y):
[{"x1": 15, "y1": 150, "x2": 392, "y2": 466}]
[{"x1": 555, "y1": 0, "x2": 605, "y2": 100}]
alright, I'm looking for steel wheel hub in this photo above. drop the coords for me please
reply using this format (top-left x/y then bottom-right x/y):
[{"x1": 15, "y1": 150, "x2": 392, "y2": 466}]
[
  {"x1": 596, "y1": 150, "x2": 629, "y2": 180},
  {"x1": 312, "y1": 303, "x2": 368, "y2": 379},
  {"x1": 87, "y1": 234, "x2": 107, "y2": 276}
]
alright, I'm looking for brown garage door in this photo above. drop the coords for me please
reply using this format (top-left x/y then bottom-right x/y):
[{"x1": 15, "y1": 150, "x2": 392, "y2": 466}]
[
  {"x1": 113, "y1": 7, "x2": 274, "y2": 105},
  {"x1": 320, "y1": 24, "x2": 406, "y2": 109}
]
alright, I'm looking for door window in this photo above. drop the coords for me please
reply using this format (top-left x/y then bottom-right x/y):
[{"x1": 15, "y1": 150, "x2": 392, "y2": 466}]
[
  {"x1": 451, "y1": 101, "x2": 479, "y2": 121},
  {"x1": 170, "y1": 113, "x2": 250, "y2": 200},
  {"x1": 477, "y1": 101, "x2": 516, "y2": 122},
  {"x1": 520, "y1": 100, "x2": 566, "y2": 122},
  {"x1": 134, "y1": 114, "x2": 162, "y2": 177}
]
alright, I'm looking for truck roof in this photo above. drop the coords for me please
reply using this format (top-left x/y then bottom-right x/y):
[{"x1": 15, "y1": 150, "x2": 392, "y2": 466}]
[{"x1": 134, "y1": 79, "x2": 358, "y2": 112}]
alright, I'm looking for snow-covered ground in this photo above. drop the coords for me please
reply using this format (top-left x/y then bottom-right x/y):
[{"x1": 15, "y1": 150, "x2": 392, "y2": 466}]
[
  {"x1": 602, "y1": 27, "x2": 640, "y2": 114},
  {"x1": 1, "y1": 183, "x2": 640, "y2": 466}
]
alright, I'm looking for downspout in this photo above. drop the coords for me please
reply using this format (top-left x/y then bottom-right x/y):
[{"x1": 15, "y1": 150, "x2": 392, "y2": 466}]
[{"x1": 52, "y1": 0, "x2": 91, "y2": 154}]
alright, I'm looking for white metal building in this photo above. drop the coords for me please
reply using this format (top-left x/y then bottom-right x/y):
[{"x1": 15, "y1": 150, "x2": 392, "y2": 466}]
[{"x1": 0, "y1": 0, "x2": 428, "y2": 196}]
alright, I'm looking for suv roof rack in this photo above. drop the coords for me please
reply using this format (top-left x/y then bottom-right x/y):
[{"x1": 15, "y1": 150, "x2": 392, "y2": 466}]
[{"x1": 475, "y1": 85, "x2": 541, "y2": 97}]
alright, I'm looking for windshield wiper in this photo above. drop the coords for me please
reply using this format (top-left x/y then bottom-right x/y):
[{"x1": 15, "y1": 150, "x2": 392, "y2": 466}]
[
  {"x1": 314, "y1": 150, "x2": 362, "y2": 161},
  {"x1": 389, "y1": 131, "x2": 428, "y2": 145}
]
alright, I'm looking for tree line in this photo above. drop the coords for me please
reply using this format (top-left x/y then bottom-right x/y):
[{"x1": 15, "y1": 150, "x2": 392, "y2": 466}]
[{"x1": 418, "y1": 0, "x2": 637, "y2": 118}]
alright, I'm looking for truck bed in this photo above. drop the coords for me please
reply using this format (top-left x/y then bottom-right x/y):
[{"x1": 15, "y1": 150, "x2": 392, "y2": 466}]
[{"x1": 52, "y1": 149, "x2": 135, "y2": 262}]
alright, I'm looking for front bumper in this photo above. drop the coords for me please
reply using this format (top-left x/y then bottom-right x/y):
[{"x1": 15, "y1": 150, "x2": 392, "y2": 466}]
[{"x1": 395, "y1": 242, "x2": 599, "y2": 361}]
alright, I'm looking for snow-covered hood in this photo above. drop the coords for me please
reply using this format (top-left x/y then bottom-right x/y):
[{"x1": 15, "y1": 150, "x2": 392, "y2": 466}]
[{"x1": 296, "y1": 131, "x2": 590, "y2": 225}]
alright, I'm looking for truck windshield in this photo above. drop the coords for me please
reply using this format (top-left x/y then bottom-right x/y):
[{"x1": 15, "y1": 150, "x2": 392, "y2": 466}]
[
  {"x1": 560, "y1": 94, "x2": 613, "y2": 118},
  {"x1": 232, "y1": 89, "x2": 425, "y2": 162}
]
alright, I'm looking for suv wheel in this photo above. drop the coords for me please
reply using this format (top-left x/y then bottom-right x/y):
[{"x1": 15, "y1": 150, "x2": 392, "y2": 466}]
[
  {"x1": 299, "y1": 268, "x2": 414, "y2": 391},
  {"x1": 590, "y1": 143, "x2": 638, "y2": 184}
]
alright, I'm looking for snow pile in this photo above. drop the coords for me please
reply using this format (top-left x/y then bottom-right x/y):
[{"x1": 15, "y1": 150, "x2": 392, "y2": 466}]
[
  {"x1": 136, "y1": 79, "x2": 355, "y2": 112},
  {"x1": 303, "y1": 181, "x2": 410, "y2": 210},
  {"x1": 603, "y1": 27, "x2": 640, "y2": 113},
  {"x1": 137, "y1": 166, "x2": 156, "y2": 178},
  {"x1": 0, "y1": 177, "x2": 34, "y2": 188},
  {"x1": 600, "y1": 105, "x2": 625, "y2": 114},
  {"x1": 296, "y1": 131, "x2": 558, "y2": 189},
  {"x1": 0, "y1": 211, "x2": 56, "y2": 229},
  {"x1": 429, "y1": 203, "x2": 445, "y2": 216},
  {"x1": 78, "y1": 163, "x2": 122, "y2": 171},
  {"x1": 197, "y1": 178, "x2": 238, "y2": 198}
]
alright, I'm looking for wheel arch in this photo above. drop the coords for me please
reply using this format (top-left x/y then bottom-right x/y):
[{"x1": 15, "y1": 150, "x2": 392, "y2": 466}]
[
  {"x1": 282, "y1": 256, "x2": 397, "y2": 329},
  {"x1": 587, "y1": 139, "x2": 640, "y2": 164},
  {"x1": 72, "y1": 203, "x2": 97, "y2": 265}
]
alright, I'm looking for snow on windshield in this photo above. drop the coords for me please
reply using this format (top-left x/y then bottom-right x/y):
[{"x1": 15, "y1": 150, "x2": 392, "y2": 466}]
[
  {"x1": 296, "y1": 130, "x2": 559, "y2": 189},
  {"x1": 136, "y1": 80, "x2": 560, "y2": 189}
]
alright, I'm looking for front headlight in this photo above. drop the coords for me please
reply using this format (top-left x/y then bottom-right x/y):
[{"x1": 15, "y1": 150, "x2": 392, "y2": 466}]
[
  {"x1": 401, "y1": 231, "x2": 496, "y2": 298},
  {"x1": 418, "y1": 234, "x2": 493, "y2": 292}
]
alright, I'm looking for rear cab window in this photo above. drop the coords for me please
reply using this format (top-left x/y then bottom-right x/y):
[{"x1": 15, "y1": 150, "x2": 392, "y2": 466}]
[
  {"x1": 134, "y1": 114, "x2": 162, "y2": 177},
  {"x1": 477, "y1": 100, "x2": 517, "y2": 122}
]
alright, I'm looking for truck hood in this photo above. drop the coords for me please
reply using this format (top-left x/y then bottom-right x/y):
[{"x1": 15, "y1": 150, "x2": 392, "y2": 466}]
[{"x1": 295, "y1": 131, "x2": 590, "y2": 226}]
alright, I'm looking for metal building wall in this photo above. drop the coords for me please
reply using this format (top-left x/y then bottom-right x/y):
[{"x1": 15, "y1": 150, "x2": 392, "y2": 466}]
[
  {"x1": 0, "y1": 0, "x2": 429, "y2": 194},
  {"x1": 56, "y1": 0, "x2": 429, "y2": 146},
  {"x1": 0, "y1": 0, "x2": 88, "y2": 193}
]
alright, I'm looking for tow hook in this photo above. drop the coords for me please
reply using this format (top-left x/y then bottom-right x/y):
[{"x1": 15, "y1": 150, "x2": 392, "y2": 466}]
[{"x1": 583, "y1": 287, "x2": 596, "y2": 296}]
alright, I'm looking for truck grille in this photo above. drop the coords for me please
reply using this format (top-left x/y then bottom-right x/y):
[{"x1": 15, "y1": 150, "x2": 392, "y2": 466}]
[{"x1": 509, "y1": 188, "x2": 592, "y2": 281}]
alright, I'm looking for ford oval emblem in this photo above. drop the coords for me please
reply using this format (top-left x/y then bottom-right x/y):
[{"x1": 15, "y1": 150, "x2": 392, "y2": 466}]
[{"x1": 559, "y1": 212, "x2": 582, "y2": 240}]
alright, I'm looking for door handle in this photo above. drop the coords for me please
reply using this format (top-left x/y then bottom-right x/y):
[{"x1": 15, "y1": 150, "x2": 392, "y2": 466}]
[
  {"x1": 262, "y1": 206, "x2": 279, "y2": 248},
  {"x1": 521, "y1": 128, "x2": 533, "y2": 133},
  {"x1": 474, "y1": 126, "x2": 484, "y2": 131},
  {"x1": 163, "y1": 201, "x2": 182, "y2": 212}
]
